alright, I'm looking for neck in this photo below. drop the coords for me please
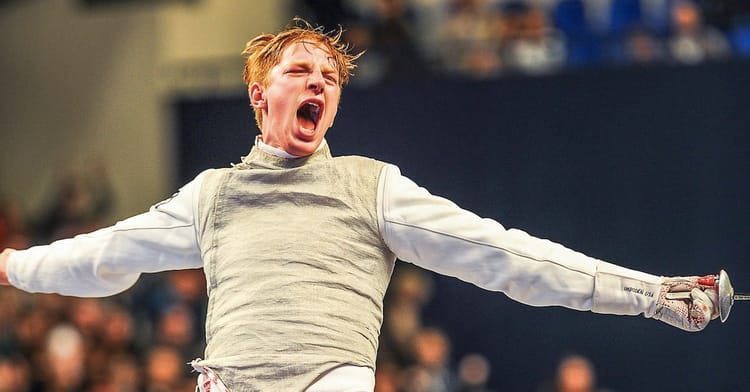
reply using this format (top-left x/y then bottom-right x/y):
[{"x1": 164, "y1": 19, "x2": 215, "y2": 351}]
[{"x1": 255, "y1": 136, "x2": 327, "y2": 158}]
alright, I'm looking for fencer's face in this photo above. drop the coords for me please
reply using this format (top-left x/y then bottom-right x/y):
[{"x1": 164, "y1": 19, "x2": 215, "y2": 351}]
[{"x1": 250, "y1": 41, "x2": 341, "y2": 157}]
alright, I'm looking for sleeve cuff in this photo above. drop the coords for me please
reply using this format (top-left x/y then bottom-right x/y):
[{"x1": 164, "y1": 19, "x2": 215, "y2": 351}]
[{"x1": 592, "y1": 262, "x2": 663, "y2": 316}]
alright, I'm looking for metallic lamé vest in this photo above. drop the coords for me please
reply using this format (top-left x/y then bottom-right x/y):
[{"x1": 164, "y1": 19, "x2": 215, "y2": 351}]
[{"x1": 193, "y1": 145, "x2": 396, "y2": 391}]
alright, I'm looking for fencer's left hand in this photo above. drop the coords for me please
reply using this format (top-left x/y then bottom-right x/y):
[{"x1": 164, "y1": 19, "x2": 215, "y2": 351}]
[{"x1": 651, "y1": 276, "x2": 719, "y2": 332}]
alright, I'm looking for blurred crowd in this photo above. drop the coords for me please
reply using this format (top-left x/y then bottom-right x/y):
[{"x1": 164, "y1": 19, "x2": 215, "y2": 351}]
[
  {"x1": 375, "y1": 265, "x2": 609, "y2": 392},
  {"x1": 0, "y1": 162, "x2": 609, "y2": 391},
  {"x1": 295, "y1": 0, "x2": 750, "y2": 83},
  {"x1": 375, "y1": 264, "x2": 496, "y2": 392}
]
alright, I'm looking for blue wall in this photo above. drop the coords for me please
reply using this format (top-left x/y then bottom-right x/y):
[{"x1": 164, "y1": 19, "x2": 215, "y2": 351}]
[{"x1": 175, "y1": 60, "x2": 750, "y2": 391}]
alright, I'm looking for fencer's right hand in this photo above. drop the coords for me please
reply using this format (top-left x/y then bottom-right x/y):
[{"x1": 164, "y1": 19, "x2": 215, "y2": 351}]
[
  {"x1": 651, "y1": 276, "x2": 718, "y2": 332},
  {"x1": 0, "y1": 248, "x2": 15, "y2": 286}
]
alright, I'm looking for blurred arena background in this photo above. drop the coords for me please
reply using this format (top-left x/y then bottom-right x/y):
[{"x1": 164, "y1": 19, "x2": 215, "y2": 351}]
[{"x1": 1, "y1": 1, "x2": 749, "y2": 391}]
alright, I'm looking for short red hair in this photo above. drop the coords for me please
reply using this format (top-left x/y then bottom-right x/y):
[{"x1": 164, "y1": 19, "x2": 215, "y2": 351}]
[{"x1": 241, "y1": 18, "x2": 362, "y2": 129}]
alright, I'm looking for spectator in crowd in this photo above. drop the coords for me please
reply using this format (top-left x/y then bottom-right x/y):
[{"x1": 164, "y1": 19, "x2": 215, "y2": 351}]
[
  {"x1": 622, "y1": 26, "x2": 665, "y2": 64},
  {"x1": 100, "y1": 303, "x2": 137, "y2": 356},
  {"x1": 537, "y1": 353, "x2": 613, "y2": 392},
  {"x1": 555, "y1": 354, "x2": 596, "y2": 392},
  {"x1": 409, "y1": 327, "x2": 458, "y2": 392},
  {"x1": 67, "y1": 298, "x2": 106, "y2": 343},
  {"x1": 33, "y1": 159, "x2": 114, "y2": 243},
  {"x1": 496, "y1": 2, "x2": 567, "y2": 75},
  {"x1": 378, "y1": 265, "x2": 433, "y2": 368},
  {"x1": 106, "y1": 354, "x2": 141, "y2": 392},
  {"x1": 437, "y1": 0, "x2": 503, "y2": 78},
  {"x1": 667, "y1": 0, "x2": 731, "y2": 64},
  {"x1": 0, "y1": 354, "x2": 31, "y2": 392},
  {"x1": 399, "y1": 365, "x2": 435, "y2": 392},
  {"x1": 42, "y1": 324, "x2": 87, "y2": 392},
  {"x1": 457, "y1": 353, "x2": 494, "y2": 392},
  {"x1": 373, "y1": 361, "x2": 400, "y2": 392},
  {"x1": 143, "y1": 345, "x2": 193, "y2": 392},
  {"x1": 155, "y1": 303, "x2": 203, "y2": 360}
]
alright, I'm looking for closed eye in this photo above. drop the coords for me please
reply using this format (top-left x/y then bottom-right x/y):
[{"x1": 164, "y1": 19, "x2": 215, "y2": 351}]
[{"x1": 324, "y1": 73, "x2": 338, "y2": 84}]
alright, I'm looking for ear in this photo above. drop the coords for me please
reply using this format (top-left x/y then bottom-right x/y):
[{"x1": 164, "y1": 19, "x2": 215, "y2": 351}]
[{"x1": 249, "y1": 82, "x2": 266, "y2": 109}]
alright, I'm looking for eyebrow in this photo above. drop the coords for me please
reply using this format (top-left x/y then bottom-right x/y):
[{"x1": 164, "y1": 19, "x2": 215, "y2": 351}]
[{"x1": 287, "y1": 60, "x2": 337, "y2": 76}]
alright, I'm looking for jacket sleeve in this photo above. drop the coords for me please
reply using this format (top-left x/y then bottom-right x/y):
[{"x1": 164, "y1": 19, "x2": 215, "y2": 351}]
[
  {"x1": 6, "y1": 171, "x2": 209, "y2": 297},
  {"x1": 377, "y1": 164, "x2": 662, "y2": 316}
]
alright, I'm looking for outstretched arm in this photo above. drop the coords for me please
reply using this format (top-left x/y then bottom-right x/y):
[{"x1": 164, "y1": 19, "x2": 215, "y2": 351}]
[
  {"x1": 0, "y1": 171, "x2": 210, "y2": 297},
  {"x1": 376, "y1": 165, "x2": 717, "y2": 331}
]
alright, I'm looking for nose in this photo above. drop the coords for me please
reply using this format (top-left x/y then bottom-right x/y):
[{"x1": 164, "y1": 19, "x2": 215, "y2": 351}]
[{"x1": 308, "y1": 71, "x2": 324, "y2": 94}]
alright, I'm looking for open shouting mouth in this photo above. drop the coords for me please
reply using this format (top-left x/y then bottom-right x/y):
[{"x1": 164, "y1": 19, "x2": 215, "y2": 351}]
[{"x1": 297, "y1": 100, "x2": 322, "y2": 131}]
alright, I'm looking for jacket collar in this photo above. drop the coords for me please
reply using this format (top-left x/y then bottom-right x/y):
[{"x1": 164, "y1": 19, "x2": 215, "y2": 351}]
[{"x1": 238, "y1": 138, "x2": 332, "y2": 170}]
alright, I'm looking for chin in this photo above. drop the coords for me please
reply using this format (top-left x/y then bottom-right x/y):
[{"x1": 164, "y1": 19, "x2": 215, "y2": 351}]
[{"x1": 288, "y1": 139, "x2": 322, "y2": 157}]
